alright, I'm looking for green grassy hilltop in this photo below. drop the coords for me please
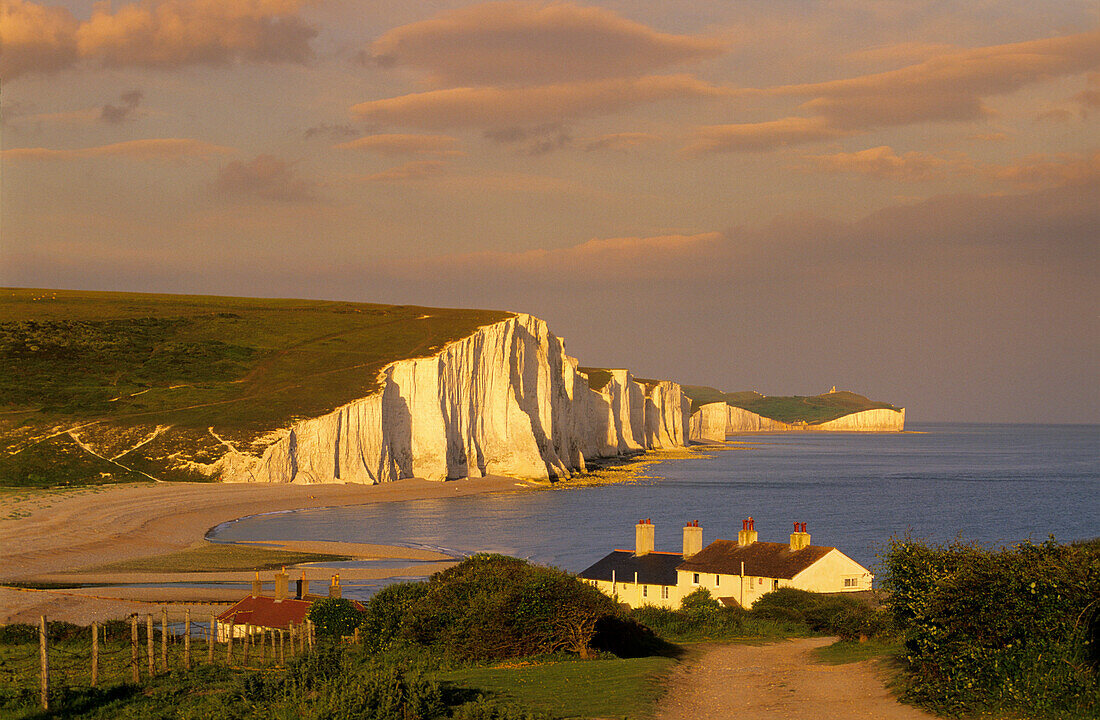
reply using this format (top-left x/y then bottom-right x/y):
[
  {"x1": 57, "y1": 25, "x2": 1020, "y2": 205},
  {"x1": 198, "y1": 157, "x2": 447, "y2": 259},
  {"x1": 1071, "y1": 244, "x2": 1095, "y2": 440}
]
[
  {"x1": 682, "y1": 385, "x2": 901, "y2": 423},
  {"x1": 0, "y1": 288, "x2": 510, "y2": 487}
]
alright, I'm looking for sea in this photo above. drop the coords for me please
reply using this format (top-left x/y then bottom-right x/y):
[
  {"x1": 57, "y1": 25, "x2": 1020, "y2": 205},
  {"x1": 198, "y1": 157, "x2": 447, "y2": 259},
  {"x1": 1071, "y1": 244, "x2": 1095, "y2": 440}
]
[{"x1": 209, "y1": 423, "x2": 1099, "y2": 598}]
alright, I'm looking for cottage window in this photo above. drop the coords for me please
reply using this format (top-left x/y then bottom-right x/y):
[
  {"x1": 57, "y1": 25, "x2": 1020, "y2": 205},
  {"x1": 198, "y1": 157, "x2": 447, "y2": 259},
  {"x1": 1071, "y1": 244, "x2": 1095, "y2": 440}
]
[
  {"x1": 693, "y1": 573, "x2": 700, "y2": 585},
  {"x1": 643, "y1": 585, "x2": 648, "y2": 597},
  {"x1": 661, "y1": 586, "x2": 669, "y2": 599},
  {"x1": 844, "y1": 577, "x2": 858, "y2": 588},
  {"x1": 715, "y1": 575, "x2": 720, "y2": 586}
]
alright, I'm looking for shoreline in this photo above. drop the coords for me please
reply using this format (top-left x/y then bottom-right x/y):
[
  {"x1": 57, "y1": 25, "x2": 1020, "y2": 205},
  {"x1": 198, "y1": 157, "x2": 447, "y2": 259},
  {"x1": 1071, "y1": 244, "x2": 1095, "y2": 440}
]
[{"x1": 0, "y1": 446, "x2": 712, "y2": 625}]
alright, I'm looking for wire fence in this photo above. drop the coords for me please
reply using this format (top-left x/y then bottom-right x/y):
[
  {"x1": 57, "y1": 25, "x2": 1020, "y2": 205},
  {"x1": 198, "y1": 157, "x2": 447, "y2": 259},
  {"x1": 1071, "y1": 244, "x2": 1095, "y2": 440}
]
[{"x1": 0, "y1": 613, "x2": 318, "y2": 712}]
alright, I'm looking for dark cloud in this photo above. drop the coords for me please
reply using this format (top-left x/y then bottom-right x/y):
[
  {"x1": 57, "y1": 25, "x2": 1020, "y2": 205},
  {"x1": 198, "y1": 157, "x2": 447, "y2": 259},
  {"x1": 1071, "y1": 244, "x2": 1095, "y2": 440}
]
[
  {"x1": 100, "y1": 90, "x2": 144, "y2": 123},
  {"x1": 303, "y1": 123, "x2": 359, "y2": 140},
  {"x1": 214, "y1": 155, "x2": 318, "y2": 202}
]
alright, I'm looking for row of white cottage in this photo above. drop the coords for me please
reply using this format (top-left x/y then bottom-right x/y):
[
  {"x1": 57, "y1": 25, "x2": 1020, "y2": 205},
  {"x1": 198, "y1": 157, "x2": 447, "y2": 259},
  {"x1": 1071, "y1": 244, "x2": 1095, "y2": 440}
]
[{"x1": 578, "y1": 518, "x2": 873, "y2": 609}]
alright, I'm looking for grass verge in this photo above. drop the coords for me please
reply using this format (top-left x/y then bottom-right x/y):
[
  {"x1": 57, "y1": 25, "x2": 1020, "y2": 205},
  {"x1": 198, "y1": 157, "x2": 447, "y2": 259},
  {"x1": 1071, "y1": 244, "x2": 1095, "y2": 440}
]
[{"x1": 440, "y1": 655, "x2": 678, "y2": 719}]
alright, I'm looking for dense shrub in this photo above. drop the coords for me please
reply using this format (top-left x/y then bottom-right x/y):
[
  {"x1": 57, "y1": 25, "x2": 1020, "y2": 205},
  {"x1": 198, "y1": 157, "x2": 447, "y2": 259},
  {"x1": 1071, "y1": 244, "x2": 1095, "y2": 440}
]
[
  {"x1": 360, "y1": 581, "x2": 432, "y2": 651},
  {"x1": 748, "y1": 588, "x2": 887, "y2": 640},
  {"x1": 882, "y1": 535, "x2": 1100, "y2": 718},
  {"x1": 632, "y1": 588, "x2": 743, "y2": 642},
  {"x1": 400, "y1": 554, "x2": 621, "y2": 661},
  {"x1": 307, "y1": 597, "x2": 365, "y2": 638}
]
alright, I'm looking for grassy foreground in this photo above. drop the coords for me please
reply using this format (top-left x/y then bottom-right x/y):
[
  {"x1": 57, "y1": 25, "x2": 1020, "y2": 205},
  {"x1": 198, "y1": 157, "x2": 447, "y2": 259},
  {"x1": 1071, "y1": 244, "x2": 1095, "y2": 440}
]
[{"x1": 0, "y1": 288, "x2": 510, "y2": 487}]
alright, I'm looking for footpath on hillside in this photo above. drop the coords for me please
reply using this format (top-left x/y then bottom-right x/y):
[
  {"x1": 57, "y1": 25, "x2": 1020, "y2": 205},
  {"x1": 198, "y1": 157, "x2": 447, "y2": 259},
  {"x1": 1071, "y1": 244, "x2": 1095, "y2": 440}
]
[{"x1": 656, "y1": 637, "x2": 935, "y2": 720}]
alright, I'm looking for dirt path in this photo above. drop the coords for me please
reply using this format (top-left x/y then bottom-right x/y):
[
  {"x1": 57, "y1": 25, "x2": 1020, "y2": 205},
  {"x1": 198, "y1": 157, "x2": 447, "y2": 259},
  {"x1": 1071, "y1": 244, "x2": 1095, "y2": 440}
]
[{"x1": 656, "y1": 637, "x2": 934, "y2": 720}]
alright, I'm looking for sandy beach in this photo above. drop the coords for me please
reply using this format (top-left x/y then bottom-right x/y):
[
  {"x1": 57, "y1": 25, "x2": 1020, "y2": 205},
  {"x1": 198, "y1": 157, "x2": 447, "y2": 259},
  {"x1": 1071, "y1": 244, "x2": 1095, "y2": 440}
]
[{"x1": 0, "y1": 475, "x2": 539, "y2": 624}]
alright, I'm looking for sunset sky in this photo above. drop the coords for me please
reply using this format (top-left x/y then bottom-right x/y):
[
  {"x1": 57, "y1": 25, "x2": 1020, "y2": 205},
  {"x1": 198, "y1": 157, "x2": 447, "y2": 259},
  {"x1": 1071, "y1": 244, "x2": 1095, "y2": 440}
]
[{"x1": 2, "y1": 0, "x2": 1098, "y2": 423}]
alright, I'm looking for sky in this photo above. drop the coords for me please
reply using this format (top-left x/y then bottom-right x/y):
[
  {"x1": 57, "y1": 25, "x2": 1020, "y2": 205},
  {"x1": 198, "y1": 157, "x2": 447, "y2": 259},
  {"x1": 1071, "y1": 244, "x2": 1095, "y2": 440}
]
[{"x1": 2, "y1": 0, "x2": 1098, "y2": 423}]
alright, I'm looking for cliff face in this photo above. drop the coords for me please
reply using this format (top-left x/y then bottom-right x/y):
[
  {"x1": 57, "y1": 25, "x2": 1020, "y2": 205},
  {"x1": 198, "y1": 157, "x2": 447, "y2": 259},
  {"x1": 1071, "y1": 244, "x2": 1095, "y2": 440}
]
[
  {"x1": 691, "y1": 402, "x2": 905, "y2": 439},
  {"x1": 214, "y1": 314, "x2": 691, "y2": 484}
]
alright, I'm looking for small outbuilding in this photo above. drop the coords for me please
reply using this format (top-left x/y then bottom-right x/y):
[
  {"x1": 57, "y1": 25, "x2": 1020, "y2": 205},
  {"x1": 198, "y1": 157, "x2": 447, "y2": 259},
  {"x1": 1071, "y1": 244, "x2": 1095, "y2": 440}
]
[{"x1": 217, "y1": 568, "x2": 356, "y2": 641}]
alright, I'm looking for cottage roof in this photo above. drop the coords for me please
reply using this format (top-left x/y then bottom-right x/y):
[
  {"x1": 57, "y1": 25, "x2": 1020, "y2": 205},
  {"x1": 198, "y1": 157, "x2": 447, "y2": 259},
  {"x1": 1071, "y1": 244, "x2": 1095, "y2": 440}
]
[
  {"x1": 217, "y1": 596, "x2": 314, "y2": 629},
  {"x1": 578, "y1": 550, "x2": 683, "y2": 586},
  {"x1": 676, "y1": 539, "x2": 833, "y2": 579}
]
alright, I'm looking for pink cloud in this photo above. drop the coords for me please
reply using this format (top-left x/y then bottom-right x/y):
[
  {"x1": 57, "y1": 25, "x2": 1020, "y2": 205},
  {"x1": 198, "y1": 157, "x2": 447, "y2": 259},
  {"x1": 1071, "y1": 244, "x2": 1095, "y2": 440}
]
[
  {"x1": 983, "y1": 150, "x2": 1100, "y2": 190},
  {"x1": 0, "y1": 0, "x2": 316, "y2": 80},
  {"x1": 358, "y1": 159, "x2": 451, "y2": 183},
  {"x1": 368, "y1": 1, "x2": 726, "y2": 86},
  {"x1": 2, "y1": 137, "x2": 235, "y2": 161},
  {"x1": 335, "y1": 134, "x2": 462, "y2": 157},
  {"x1": 0, "y1": 0, "x2": 79, "y2": 79},
  {"x1": 683, "y1": 117, "x2": 842, "y2": 155},
  {"x1": 351, "y1": 75, "x2": 731, "y2": 129},
  {"x1": 686, "y1": 28, "x2": 1100, "y2": 153},
  {"x1": 799, "y1": 146, "x2": 950, "y2": 182},
  {"x1": 581, "y1": 132, "x2": 661, "y2": 152},
  {"x1": 391, "y1": 232, "x2": 722, "y2": 280},
  {"x1": 215, "y1": 154, "x2": 317, "y2": 201}
]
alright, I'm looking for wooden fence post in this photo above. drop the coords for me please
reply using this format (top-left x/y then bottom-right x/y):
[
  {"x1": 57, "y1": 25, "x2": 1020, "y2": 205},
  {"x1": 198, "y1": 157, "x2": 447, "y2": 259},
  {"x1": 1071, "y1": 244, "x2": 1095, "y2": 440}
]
[
  {"x1": 146, "y1": 614, "x2": 155, "y2": 677},
  {"x1": 226, "y1": 621, "x2": 234, "y2": 663},
  {"x1": 208, "y1": 614, "x2": 216, "y2": 665},
  {"x1": 91, "y1": 622, "x2": 99, "y2": 687},
  {"x1": 39, "y1": 615, "x2": 48, "y2": 711},
  {"x1": 279, "y1": 629, "x2": 285, "y2": 665},
  {"x1": 131, "y1": 616, "x2": 140, "y2": 683},
  {"x1": 242, "y1": 625, "x2": 250, "y2": 666},
  {"x1": 287, "y1": 623, "x2": 294, "y2": 657},
  {"x1": 161, "y1": 608, "x2": 169, "y2": 672},
  {"x1": 184, "y1": 609, "x2": 191, "y2": 670},
  {"x1": 259, "y1": 627, "x2": 266, "y2": 663}
]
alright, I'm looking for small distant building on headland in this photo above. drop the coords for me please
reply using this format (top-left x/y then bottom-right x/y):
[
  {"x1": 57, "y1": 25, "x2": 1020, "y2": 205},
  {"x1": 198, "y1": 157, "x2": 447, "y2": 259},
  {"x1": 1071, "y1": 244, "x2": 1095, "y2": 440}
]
[
  {"x1": 578, "y1": 518, "x2": 872, "y2": 610},
  {"x1": 216, "y1": 568, "x2": 360, "y2": 641}
]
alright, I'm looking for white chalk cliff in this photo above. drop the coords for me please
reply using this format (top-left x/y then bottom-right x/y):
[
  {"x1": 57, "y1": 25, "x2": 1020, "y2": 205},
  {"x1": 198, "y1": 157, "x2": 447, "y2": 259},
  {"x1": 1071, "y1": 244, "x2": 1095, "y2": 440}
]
[
  {"x1": 690, "y1": 402, "x2": 905, "y2": 441},
  {"x1": 213, "y1": 314, "x2": 691, "y2": 484}
]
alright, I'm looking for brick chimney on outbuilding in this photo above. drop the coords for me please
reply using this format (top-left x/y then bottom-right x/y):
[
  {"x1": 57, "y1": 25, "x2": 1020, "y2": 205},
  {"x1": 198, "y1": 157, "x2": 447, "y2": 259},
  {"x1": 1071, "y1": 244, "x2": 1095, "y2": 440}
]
[
  {"x1": 274, "y1": 567, "x2": 289, "y2": 602},
  {"x1": 683, "y1": 520, "x2": 702, "y2": 559},
  {"x1": 635, "y1": 519, "x2": 654, "y2": 556},
  {"x1": 790, "y1": 522, "x2": 811, "y2": 551},
  {"x1": 738, "y1": 517, "x2": 758, "y2": 547},
  {"x1": 296, "y1": 573, "x2": 309, "y2": 600},
  {"x1": 329, "y1": 574, "x2": 342, "y2": 599},
  {"x1": 252, "y1": 571, "x2": 262, "y2": 598}
]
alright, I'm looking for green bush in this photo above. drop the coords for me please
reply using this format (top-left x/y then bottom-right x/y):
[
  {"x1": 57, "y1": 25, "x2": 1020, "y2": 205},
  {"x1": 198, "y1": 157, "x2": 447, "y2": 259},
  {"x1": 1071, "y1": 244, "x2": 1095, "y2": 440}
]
[
  {"x1": 306, "y1": 597, "x2": 364, "y2": 638},
  {"x1": 747, "y1": 588, "x2": 886, "y2": 641},
  {"x1": 401, "y1": 554, "x2": 621, "y2": 661},
  {"x1": 632, "y1": 589, "x2": 743, "y2": 642},
  {"x1": 882, "y1": 535, "x2": 1100, "y2": 718},
  {"x1": 360, "y1": 581, "x2": 432, "y2": 651}
]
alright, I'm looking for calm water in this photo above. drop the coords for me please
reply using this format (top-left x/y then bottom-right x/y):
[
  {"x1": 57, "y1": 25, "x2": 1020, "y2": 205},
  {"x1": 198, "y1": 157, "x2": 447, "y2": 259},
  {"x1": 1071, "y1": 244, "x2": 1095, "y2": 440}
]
[{"x1": 211, "y1": 423, "x2": 1099, "y2": 580}]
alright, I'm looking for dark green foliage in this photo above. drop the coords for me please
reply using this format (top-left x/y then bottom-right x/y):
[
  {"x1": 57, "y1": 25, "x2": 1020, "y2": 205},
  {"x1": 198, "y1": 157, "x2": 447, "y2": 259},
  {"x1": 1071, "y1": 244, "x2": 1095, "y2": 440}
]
[
  {"x1": 749, "y1": 588, "x2": 889, "y2": 641},
  {"x1": 450, "y1": 698, "x2": 552, "y2": 720},
  {"x1": 632, "y1": 588, "x2": 744, "y2": 642},
  {"x1": 360, "y1": 581, "x2": 432, "y2": 651},
  {"x1": 881, "y1": 535, "x2": 1100, "y2": 718},
  {"x1": 400, "y1": 554, "x2": 621, "y2": 661},
  {"x1": 306, "y1": 597, "x2": 365, "y2": 638}
]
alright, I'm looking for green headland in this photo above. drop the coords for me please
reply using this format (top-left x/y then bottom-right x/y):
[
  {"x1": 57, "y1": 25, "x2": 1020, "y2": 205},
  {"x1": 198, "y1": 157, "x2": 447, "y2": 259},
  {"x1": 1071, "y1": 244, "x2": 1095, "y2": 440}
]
[
  {"x1": 0, "y1": 288, "x2": 510, "y2": 487},
  {"x1": 681, "y1": 386, "x2": 901, "y2": 424}
]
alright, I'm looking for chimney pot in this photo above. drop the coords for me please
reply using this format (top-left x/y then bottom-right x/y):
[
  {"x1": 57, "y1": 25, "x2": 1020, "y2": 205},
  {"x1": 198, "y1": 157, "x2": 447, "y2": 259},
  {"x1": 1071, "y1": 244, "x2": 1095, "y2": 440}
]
[
  {"x1": 635, "y1": 519, "x2": 655, "y2": 556},
  {"x1": 683, "y1": 521, "x2": 702, "y2": 559}
]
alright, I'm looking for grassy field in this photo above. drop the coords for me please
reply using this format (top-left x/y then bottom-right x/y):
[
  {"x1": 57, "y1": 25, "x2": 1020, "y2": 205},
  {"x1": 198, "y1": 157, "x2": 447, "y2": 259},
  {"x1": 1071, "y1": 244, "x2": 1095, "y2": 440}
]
[
  {"x1": 0, "y1": 288, "x2": 510, "y2": 487},
  {"x1": 682, "y1": 385, "x2": 901, "y2": 423},
  {"x1": 440, "y1": 655, "x2": 678, "y2": 718}
]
